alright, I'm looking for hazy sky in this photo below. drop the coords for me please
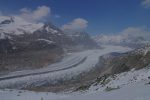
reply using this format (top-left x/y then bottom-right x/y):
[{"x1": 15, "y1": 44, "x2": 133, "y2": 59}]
[{"x1": 0, "y1": 0, "x2": 150, "y2": 35}]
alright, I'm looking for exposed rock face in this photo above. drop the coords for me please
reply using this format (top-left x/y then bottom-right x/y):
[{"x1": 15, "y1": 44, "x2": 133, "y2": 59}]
[
  {"x1": 0, "y1": 34, "x2": 64, "y2": 73},
  {"x1": 98, "y1": 45, "x2": 150, "y2": 75},
  {"x1": 0, "y1": 38, "x2": 14, "y2": 54},
  {"x1": 33, "y1": 23, "x2": 74, "y2": 48}
]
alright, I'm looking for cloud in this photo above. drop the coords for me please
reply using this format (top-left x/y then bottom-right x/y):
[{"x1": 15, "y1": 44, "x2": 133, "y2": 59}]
[
  {"x1": 20, "y1": 5, "x2": 51, "y2": 22},
  {"x1": 95, "y1": 27, "x2": 150, "y2": 45},
  {"x1": 120, "y1": 27, "x2": 150, "y2": 40},
  {"x1": 94, "y1": 34, "x2": 125, "y2": 45},
  {"x1": 61, "y1": 18, "x2": 88, "y2": 30},
  {"x1": 141, "y1": 0, "x2": 150, "y2": 8}
]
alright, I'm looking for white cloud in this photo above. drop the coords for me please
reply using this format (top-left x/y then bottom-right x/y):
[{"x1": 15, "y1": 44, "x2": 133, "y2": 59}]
[
  {"x1": 61, "y1": 18, "x2": 88, "y2": 30},
  {"x1": 142, "y1": 0, "x2": 150, "y2": 8},
  {"x1": 95, "y1": 27, "x2": 150, "y2": 45},
  {"x1": 120, "y1": 27, "x2": 150, "y2": 40},
  {"x1": 94, "y1": 34, "x2": 125, "y2": 45},
  {"x1": 20, "y1": 5, "x2": 51, "y2": 22}
]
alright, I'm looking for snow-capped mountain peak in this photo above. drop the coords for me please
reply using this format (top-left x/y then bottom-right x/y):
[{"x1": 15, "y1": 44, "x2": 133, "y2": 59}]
[
  {"x1": 0, "y1": 16, "x2": 44, "y2": 35},
  {"x1": 0, "y1": 16, "x2": 14, "y2": 25},
  {"x1": 42, "y1": 24, "x2": 59, "y2": 34}
]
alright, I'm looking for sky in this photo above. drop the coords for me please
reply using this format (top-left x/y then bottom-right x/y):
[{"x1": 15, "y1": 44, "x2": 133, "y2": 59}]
[{"x1": 0, "y1": 0, "x2": 150, "y2": 35}]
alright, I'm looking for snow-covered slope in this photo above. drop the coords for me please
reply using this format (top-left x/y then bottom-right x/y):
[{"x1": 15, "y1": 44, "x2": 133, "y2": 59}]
[
  {"x1": 0, "y1": 89, "x2": 67, "y2": 100},
  {"x1": 58, "y1": 83, "x2": 150, "y2": 100},
  {"x1": 60, "y1": 66, "x2": 150, "y2": 100},
  {"x1": 89, "y1": 67, "x2": 150, "y2": 92},
  {"x1": 0, "y1": 66, "x2": 150, "y2": 100},
  {"x1": 133, "y1": 43, "x2": 150, "y2": 56}
]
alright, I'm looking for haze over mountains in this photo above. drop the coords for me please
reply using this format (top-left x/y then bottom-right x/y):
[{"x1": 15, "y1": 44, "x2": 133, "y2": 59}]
[{"x1": 93, "y1": 27, "x2": 150, "y2": 48}]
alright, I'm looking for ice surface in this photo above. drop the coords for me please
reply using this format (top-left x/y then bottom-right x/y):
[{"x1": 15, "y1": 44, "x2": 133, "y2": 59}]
[{"x1": 0, "y1": 45, "x2": 132, "y2": 88}]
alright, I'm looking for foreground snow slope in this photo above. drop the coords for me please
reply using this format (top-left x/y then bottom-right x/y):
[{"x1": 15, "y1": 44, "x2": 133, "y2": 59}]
[
  {"x1": 57, "y1": 66, "x2": 150, "y2": 100},
  {"x1": 56, "y1": 83, "x2": 150, "y2": 100},
  {"x1": 0, "y1": 45, "x2": 132, "y2": 88},
  {"x1": 1, "y1": 66, "x2": 150, "y2": 100},
  {"x1": 1, "y1": 83, "x2": 149, "y2": 100},
  {"x1": 0, "y1": 89, "x2": 67, "y2": 100}
]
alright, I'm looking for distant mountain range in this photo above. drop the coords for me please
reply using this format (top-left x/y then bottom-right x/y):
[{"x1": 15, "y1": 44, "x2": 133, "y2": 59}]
[{"x1": 93, "y1": 34, "x2": 150, "y2": 48}]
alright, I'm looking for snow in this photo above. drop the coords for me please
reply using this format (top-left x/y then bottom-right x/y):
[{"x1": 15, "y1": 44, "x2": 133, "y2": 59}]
[
  {"x1": 0, "y1": 16, "x2": 11, "y2": 22},
  {"x1": 134, "y1": 44, "x2": 150, "y2": 56},
  {"x1": 1, "y1": 67, "x2": 150, "y2": 100},
  {"x1": 0, "y1": 16, "x2": 44, "y2": 35},
  {"x1": 0, "y1": 45, "x2": 132, "y2": 89},
  {"x1": 106, "y1": 67, "x2": 150, "y2": 88},
  {"x1": 45, "y1": 26, "x2": 58, "y2": 34},
  {"x1": 89, "y1": 66, "x2": 150, "y2": 92},
  {"x1": 55, "y1": 83, "x2": 150, "y2": 100},
  {"x1": 1, "y1": 45, "x2": 150, "y2": 100},
  {"x1": 0, "y1": 89, "x2": 67, "y2": 100},
  {"x1": 37, "y1": 39, "x2": 55, "y2": 44},
  {"x1": 59, "y1": 66, "x2": 150, "y2": 100}
]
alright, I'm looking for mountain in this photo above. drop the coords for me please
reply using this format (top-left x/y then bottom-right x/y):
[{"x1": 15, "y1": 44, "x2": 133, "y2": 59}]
[
  {"x1": 0, "y1": 16, "x2": 75, "y2": 53},
  {"x1": 64, "y1": 30, "x2": 99, "y2": 50},
  {"x1": 0, "y1": 16, "x2": 98, "y2": 52},
  {"x1": 0, "y1": 16, "x2": 98, "y2": 73},
  {"x1": 0, "y1": 16, "x2": 71, "y2": 72},
  {"x1": 0, "y1": 16, "x2": 74, "y2": 47}
]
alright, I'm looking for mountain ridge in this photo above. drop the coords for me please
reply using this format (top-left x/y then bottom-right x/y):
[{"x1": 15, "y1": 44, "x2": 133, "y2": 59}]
[{"x1": 0, "y1": 16, "x2": 98, "y2": 73}]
